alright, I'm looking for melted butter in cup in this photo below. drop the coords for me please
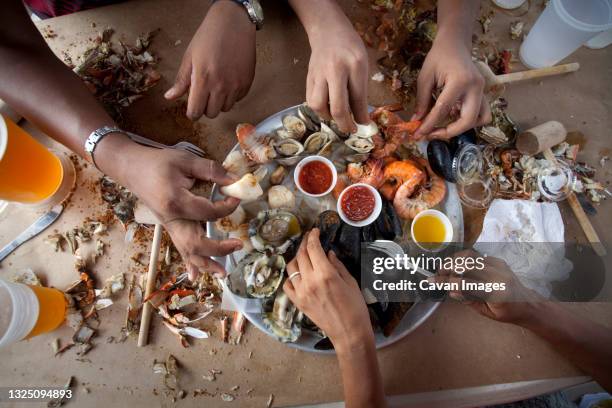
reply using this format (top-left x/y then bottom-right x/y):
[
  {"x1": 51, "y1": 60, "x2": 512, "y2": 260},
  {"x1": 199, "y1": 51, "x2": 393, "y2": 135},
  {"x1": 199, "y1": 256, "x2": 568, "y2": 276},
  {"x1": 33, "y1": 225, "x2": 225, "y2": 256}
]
[{"x1": 410, "y1": 209, "x2": 453, "y2": 252}]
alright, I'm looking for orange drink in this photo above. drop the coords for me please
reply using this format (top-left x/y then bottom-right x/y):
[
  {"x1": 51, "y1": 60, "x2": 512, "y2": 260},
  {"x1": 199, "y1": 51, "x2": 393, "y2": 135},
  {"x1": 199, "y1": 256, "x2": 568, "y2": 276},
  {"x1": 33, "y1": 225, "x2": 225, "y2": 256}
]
[
  {"x1": 0, "y1": 115, "x2": 64, "y2": 203},
  {"x1": 0, "y1": 279, "x2": 67, "y2": 347},
  {"x1": 25, "y1": 285, "x2": 67, "y2": 338}
]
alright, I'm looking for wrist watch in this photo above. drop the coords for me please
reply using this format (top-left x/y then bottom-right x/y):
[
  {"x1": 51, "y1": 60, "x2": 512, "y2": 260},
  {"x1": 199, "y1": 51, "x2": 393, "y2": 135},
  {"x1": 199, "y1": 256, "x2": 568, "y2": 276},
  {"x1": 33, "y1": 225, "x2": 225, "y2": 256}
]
[
  {"x1": 84, "y1": 126, "x2": 128, "y2": 170},
  {"x1": 217, "y1": 0, "x2": 264, "y2": 30}
]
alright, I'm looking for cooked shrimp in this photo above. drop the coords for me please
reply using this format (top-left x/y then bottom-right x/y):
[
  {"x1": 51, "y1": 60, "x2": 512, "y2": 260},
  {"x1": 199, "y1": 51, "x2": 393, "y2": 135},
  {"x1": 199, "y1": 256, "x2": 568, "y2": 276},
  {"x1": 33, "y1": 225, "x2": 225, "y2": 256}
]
[
  {"x1": 379, "y1": 159, "x2": 425, "y2": 201},
  {"x1": 236, "y1": 123, "x2": 276, "y2": 164},
  {"x1": 333, "y1": 173, "x2": 350, "y2": 200},
  {"x1": 393, "y1": 157, "x2": 446, "y2": 220},
  {"x1": 500, "y1": 149, "x2": 520, "y2": 179},
  {"x1": 347, "y1": 159, "x2": 384, "y2": 188},
  {"x1": 370, "y1": 105, "x2": 421, "y2": 158}
]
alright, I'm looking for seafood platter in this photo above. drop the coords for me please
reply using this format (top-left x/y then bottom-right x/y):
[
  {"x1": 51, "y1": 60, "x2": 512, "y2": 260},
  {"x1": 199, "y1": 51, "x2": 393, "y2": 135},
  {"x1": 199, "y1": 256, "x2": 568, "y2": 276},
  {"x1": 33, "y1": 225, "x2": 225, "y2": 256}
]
[{"x1": 207, "y1": 104, "x2": 464, "y2": 353}]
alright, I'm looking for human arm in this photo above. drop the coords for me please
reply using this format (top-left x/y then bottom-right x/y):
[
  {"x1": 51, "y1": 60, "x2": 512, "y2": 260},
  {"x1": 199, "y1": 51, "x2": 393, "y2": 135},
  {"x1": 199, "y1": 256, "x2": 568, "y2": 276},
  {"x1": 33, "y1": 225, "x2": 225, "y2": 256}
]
[
  {"x1": 441, "y1": 251, "x2": 612, "y2": 392},
  {"x1": 0, "y1": 0, "x2": 242, "y2": 278},
  {"x1": 288, "y1": 0, "x2": 369, "y2": 133},
  {"x1": 412, "y1": 0, "x2": 492, "y2": 140},
  {"x1": 164, "y1": 0, "x2": 256, "y2": 120},
  {"x1": 284, "y1": 230, "x2": 387, "y2": 408}
]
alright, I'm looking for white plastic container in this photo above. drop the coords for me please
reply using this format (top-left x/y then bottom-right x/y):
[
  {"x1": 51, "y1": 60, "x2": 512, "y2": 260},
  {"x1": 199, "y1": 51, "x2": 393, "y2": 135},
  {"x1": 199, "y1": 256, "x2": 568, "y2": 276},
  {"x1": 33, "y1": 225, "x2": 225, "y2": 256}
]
[
  {"x1": 520, "y1": 0, "x2": 612, "y2": 68},
  {"x1": 0, "y1": 278, "x2": 39, "y2": 348}
]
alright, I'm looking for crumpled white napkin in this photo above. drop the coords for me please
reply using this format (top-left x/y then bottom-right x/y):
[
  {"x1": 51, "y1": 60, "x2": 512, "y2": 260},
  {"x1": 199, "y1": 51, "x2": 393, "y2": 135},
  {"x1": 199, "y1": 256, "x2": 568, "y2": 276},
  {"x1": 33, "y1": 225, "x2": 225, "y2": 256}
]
[{"x1": 474, "y1": 199, "x2": 572, "y2": 298}]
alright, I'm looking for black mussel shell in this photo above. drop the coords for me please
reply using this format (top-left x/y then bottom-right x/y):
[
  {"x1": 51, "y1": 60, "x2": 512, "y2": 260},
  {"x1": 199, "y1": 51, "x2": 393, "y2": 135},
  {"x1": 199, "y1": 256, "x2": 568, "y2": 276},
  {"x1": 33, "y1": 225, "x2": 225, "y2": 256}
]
[
  {"x1": 449, "y1": 129, "x2": 477, "y2": 153},
  {"x1": 362, "y1": 224, "x2": 377, "y2": 242},
  {"x1": 314, "y1": 337, "x2": 334, "y2": 350},
  {"x1": 377, "y1": 302, "x2": 414, "y2": 337},
  {"x1": 314, "y1": 210, "x2": 341, "y2": 253},
  {"x1": 377, "y1": 200, "x2": 403, "y2": 241},
  {"x1": 332, "y1": 224, "x2": 362, "y2": 281},
  {"x1": 427, "y1": 139, "x2": 455, "y2": 182}
]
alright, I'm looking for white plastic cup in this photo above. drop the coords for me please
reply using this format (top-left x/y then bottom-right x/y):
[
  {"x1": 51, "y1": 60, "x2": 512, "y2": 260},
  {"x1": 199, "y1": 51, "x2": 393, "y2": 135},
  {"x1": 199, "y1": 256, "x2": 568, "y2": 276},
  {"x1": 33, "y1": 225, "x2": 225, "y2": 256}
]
[
  {"x1": 520, "y1": 0, "x2": 612, "y2": 68},
  {"x1": 0, "y1": 278, "x2": 39, "y2": 348}
]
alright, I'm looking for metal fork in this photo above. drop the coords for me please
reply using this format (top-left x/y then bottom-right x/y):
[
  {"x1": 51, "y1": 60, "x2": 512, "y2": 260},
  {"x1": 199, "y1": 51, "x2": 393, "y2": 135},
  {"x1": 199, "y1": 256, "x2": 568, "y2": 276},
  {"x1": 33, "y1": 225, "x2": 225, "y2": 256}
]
[{"x1": 126, "y1": 132, "x2": 206, "y2": 158}]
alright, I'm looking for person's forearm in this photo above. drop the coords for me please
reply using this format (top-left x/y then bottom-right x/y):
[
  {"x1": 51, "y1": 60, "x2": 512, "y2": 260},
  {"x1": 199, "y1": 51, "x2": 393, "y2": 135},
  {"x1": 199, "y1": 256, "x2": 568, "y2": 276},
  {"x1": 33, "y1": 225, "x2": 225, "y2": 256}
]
[
  {"x1": 436, "y1": 0, "x2": 480, "y2": 48},
  {"x1": 520, "y1": 302, "x2": 612, "y2": 392},
  {"x1": 336, "y1": 334, "x2": 387, "y2": 408},
  {"x1": 0, "y1": 0, "x2": 133, "y2": 181},
  {"x1": 287, "y1": 0, "x2": 351, "y2": 43}
]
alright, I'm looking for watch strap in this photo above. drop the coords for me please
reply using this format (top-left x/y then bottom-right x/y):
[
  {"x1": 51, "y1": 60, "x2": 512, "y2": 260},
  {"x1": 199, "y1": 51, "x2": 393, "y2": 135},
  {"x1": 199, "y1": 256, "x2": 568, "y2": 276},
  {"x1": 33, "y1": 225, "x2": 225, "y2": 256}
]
[{"x1": 84, "y1": 126, "x2": 126, "y2": 170}]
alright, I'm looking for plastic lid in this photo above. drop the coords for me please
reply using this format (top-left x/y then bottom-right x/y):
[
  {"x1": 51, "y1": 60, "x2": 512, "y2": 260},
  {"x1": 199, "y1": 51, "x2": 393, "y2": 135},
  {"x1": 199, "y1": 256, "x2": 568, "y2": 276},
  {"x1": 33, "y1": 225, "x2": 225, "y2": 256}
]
[
  {"x1": 454, "y1": 144, "x2": 483, "y2": 185},
  {"x1": 537, "y1": 161, "x2": 575, "y2": 201},
  {"x1": 0, "y1": 279, "x2": 39, "y2": 348}
]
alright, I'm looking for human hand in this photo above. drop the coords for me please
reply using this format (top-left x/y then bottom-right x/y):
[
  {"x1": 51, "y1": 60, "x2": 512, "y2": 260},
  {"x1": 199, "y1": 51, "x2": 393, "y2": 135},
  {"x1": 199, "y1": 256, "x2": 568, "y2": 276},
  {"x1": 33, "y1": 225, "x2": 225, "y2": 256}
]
[
  {"x1": 165, "y1": 0, "x2": 256, "y2": 120},
  {"x1": 436, "y1": 250, "x2": 544, "y2": 325},
  {"x1": 283, "y1": 229, "x2": 374, "y2": 352},
  {"x1": 304, "y1": 9, "x2": 369, "y2": 133},
  {"x1": 97, "y1": 136, "x2": 242, "y2": 280},
  {"x1": 412, "y1": 33, "x2": 491, "y2": 140}
]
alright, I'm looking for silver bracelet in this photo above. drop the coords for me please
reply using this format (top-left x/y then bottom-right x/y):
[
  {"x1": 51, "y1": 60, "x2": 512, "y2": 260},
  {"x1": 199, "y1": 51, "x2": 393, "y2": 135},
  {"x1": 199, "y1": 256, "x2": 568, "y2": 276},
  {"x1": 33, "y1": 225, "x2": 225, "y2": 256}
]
[{"x1": 84, "y1": 126, "x2": 128, "y2": 170}]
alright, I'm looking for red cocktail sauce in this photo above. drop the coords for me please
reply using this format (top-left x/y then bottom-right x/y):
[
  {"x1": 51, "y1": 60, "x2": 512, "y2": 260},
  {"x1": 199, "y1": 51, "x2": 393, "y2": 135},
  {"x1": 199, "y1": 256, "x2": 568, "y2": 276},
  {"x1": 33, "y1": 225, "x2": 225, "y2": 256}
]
[
  {"x1": 341, "y1": 186, "x2": 375, "y2": 221},
  {"x1": 298, "y1": 160, "x2": 333, "y2": 195}
]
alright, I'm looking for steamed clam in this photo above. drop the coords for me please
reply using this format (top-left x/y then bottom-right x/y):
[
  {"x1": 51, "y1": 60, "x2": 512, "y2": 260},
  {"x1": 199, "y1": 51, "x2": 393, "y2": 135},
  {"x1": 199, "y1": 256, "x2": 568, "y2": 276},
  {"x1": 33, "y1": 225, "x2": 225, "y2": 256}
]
[
  {"x1": 233, "y1": 252, "x2": 286, "y2": 298},
  {"x1": 345, "y1": 136, "x2": 374, "y2": 154},
  {"x1": 249, "y1": 209, "x2": 301, "y2": 254},
  {"x1": 274, "y1": 139, "x2": 304, "y2": 166},
  {"x1": 304, "y1": 132, "x2": 332, "y2": 154},
  {"x1": 297, "y1": 103, "x2": 321, "y2": 131},
  {"x1": 263, "y1": 290, "x2": 302, "y2": 342},
  {"x1": 282, "y1": 115, "x2": 307, "y2": 140}
]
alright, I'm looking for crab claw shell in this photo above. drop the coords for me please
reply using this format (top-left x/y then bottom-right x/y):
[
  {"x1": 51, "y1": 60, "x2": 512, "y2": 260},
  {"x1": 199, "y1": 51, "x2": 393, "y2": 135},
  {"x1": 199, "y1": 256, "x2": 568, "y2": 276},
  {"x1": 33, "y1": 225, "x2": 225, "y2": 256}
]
[
  {"x1": 236, "y1": 123, "x2": 277, "y2": 164},
  {"x1": 220, "y1": 173, "x2": 263, "y2": 201},
  {"x1": 215, "y1": 205, "x2": 246, "y2": 232},
  {"x1": 222, "y1": 150, "x2": 254, "y2": 177}
]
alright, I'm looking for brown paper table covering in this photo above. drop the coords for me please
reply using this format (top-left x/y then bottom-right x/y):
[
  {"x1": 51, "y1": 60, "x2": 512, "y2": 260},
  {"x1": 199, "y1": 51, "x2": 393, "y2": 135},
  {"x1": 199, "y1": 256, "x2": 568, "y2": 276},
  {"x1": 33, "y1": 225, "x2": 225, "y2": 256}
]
[{"x1": 0, "y1": 1, "x2": 610, "y2": 406}]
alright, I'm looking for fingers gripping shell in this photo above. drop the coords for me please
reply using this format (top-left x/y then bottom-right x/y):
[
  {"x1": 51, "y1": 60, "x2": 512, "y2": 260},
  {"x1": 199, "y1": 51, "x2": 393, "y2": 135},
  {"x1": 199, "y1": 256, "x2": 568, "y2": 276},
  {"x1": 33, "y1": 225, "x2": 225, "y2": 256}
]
[
  {"x1": 232, "y1": 252, "x2": 286, "y2": 298},
  {"x1": 220, "y1": 173, "x2": 263, "y2": 201},
  {"x1": 222, "y1": 150, "x2": 254, "y2": 177},
  {"x1": 297, "y1": 103, "x2": 322, "y2": 131},
  {"x1": 249, "y1": 209, "x2": 302, "y2": 254},
  {"x1": 215, "y1": 205, "x2": 246, "y2": 232}
]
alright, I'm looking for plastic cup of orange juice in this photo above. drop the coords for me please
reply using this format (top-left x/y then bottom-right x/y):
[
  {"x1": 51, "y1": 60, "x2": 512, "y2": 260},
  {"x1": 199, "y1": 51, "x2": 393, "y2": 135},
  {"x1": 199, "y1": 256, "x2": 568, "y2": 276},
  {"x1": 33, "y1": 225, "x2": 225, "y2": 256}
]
[
  {"x1": 0, "y1": 114, "x2": 75, "y2": 209},
  {"x1": 0, "y1": 278, "x2": 67, "y2": 347}
]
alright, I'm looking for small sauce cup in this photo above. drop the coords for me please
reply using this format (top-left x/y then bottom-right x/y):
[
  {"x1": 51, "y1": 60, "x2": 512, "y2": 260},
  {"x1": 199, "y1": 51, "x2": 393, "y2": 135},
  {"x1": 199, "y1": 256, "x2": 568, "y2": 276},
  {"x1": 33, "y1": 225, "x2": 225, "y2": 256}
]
[
  {"x1": 294, "y1": 155, "x2": 337, "y2": 197},
  {"x1": 410, "y1": 209, "x2": 453, "y2": 252},
  {"x1": 337, "y1": 183, "x2": 382, "y2": 227}
]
